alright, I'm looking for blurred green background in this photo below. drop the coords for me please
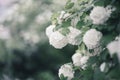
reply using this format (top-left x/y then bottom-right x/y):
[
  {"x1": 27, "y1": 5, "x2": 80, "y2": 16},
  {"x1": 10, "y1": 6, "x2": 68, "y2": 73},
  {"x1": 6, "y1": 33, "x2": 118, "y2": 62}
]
[{"x1": 0, "y1": 0, "x2": 77, "y2": 80}]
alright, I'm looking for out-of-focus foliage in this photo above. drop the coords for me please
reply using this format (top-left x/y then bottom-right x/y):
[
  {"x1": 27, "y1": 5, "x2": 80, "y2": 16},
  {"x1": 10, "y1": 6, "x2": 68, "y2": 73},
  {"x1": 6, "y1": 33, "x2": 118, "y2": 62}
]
[{"x1": 0, "y1": 0, "x2": 76, "y2": 80}]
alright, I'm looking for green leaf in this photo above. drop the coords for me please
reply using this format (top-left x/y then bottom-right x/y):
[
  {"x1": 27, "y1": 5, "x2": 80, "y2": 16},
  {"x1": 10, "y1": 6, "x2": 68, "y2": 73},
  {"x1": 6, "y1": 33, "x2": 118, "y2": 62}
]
[
  {"x1": 100, "y1": 34, "x2": 115, "y2": 47},
  {"x1": 76, "y1": 21, "x2": 85, "y2": 29},
  {"x1": 60, "y1": 74, "x2": 68, "y2": 80},
  {"x1": 94, "y1": 0, "x2": 105, "y2": 6},
  {"x1": 62, "y1": 19, "x2": 71, "y2": 28},
  {"x1": 65, "y1": 2, "x2": 74, "y2": 9},
  {"x1": 94, "y1": 68, "x2": 105, "y2": 80},
  {"x1": 51, "y1": 12, "x2": 60, "y2": 24},
  {"x1": 59, "y1": 28, "x2": 70, "y2": 36}
]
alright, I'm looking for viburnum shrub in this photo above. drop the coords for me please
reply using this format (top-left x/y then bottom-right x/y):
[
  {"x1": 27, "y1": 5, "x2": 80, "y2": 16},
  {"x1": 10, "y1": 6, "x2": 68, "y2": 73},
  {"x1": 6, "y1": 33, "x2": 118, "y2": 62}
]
[{"x1": 46, "y1": 0, "x2": 120, "y2": 80}]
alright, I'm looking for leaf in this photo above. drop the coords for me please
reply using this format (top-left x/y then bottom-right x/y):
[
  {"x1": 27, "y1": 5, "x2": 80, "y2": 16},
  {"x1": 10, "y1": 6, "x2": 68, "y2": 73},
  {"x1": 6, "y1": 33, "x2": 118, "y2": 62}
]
[
  {"x1": 94, "y1": 68, "x2": 105, "y2": 80},
  {"x1": 65, "y1": 0, "x2": 74, "y2": 9},
  {"x1": 100, "y1": 34, "x2": 115, "y2": 47},
  {"x1": 60, "y1": 74, "x2": 68, "y2": 80},
  {"x1": 76, "y1": 21, "x2": 85, "y2": 29},
  {"x1": 59, "y1": 28, "x2": 70, "y2": 36},
  {"x1": 62, "y1": 19, "x2": 71, "y2": 28}
]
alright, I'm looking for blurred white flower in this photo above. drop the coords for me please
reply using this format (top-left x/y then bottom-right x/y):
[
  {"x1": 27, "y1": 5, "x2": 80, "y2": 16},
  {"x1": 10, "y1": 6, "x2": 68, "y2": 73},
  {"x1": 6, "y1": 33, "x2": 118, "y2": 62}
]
[
  {"x1": 83, "y1": 29, "x2": 103, "y2": 49},
  {"x1": 46, "y1": 25, "x2": 55, "y2": 38},
  {"x1": 35, "y1": 10, "x2": 52, "y2": 24},
  {"x1": 67, "y1": 27, "x2": 82, "y2": 45},
  {"x1": 21, "y1": 31, "x2": 40, "y2": 44},
  {"x1": 0, "y1": 25, "x2": 11, "y2": 40},
  {"x1": 100, "y1": 62, "x2": 106, "y2": 72},
  {"x1": 72, "y1": 52, "x2": 89, "y2": 69},
  {"x1": 58, "y1": 63, "x2": 74, "y2": 80},
  {"x1": 90, "y1": 6, "x2": 112, "y2": 25},
  {"x1": 107, "y1": 40, "x2": 119, "y2": 56},
  {"x1": 49, "y1": 31, "x2": 68, "y2": 49}
]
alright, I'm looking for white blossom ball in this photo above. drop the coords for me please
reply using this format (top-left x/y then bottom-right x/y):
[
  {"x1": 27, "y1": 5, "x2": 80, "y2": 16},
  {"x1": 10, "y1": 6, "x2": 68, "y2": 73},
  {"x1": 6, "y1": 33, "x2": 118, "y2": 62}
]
[
  {"x1": 90, "y1": 6, "x2": 111, "y2": 25},
  {"x1": 58, "y1": 63, "x2": 74, "y2": 80},
  {"x1": 80, "y1": 56, "x2": 89, "y2": 69},
  {"x1": 100, "y1": 62, "x2": 106, "y2": 72},
  {"x1": 83, "y1": 29, "x2": 103, "y2": 49},
  {"x1": 72, "y1": 52, "x2": 89, "y2": 69},
  {"x1": 46, "y1": 25, "x2": 55, "y2": 38},
  {"x1": 67, "y1": 27, "x2": 82, "y2": 45},
  {"x1": 107, "y1": 40, "x2": 119, "y2": 56},
  {"x1": 49, "y1": 31, "x2": 68, "y2": 49},
  {"x1": 72, "y1": 53, "x2": 82, "y2": 66}
]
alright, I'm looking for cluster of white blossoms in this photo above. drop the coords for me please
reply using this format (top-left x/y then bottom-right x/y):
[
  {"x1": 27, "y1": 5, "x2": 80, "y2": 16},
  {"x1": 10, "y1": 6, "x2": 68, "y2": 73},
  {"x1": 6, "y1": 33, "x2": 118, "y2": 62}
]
[
  {"x1": 67, "y1": 27, "x2": 82, "y2": 45},
  {"x1": 46, "y1": 25, "x2": 81, "y2": 49},
  {"x1": 90, "y1": 6, "x2": 115, "y2": 25},
  {"x1": 72, "y1": 52, "x2": 89, "y2": 69},
  {"x1": 58, "y1": 63, "x2": 74, "y2": 80},
  {"x1": 49, "y1": 31, "x2": 68, "y2": 49},
  {"x1": 0, "y1": 25, "x2": 11, "y2": 40},
  {"x1": 83, "y1": 29, "x2": 103, "y2": 49},
  {"x1": 107, "y1": 36, "x2": 120, "y2": 57},
  {"x1": 46, "y1": 25, "x2": 55, "y2": 38}
]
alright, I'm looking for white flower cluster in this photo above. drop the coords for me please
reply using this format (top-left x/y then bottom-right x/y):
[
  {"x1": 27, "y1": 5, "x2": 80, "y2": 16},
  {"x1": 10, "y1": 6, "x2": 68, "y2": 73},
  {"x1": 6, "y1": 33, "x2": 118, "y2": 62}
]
[
  {"x1": 90, "y1": 6, "x2": 115, "y2": 25},
  {"x1": 107, "y1": 37, "x2": 120, "y2": 57},
  {"x1": 67, "y1": 27, "x2": 82, "y2": 45},
  {"x1": 46, "y1": 25, "x2": 81, "y2": 49},
  {"x1": 72, "y1": 52, "x2": 89, "y2": 69},
  {"x1": 83, "y1": 29, "x2": 103, "y2": 49},
  {"x1": 58, "y1": 63, "x2": 74, "y2": 80},
  {"x1": 49, "y1": 31, "x2": 68, "y2": 49}
]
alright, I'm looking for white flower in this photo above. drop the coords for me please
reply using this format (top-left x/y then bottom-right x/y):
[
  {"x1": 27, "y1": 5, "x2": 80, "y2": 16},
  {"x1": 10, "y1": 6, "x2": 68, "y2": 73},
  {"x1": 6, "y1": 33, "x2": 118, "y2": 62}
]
[
  {"x1": 90, "y1": 6, "x2": 111, "y2": 25},
  {"x1": 80, "y1": 56, "x2": 89, "y2": 69},
  {"x1": 58, "y1": 63, "x2": 74, "y2": 80},
  {"x1": 100, "y1": 62, "x2": 106, "y2": 72},
  {"x1": 107, "y1": 40, "x2": 119, "y2": 56},
  {"x1": 72, "y1": 53, "x2": 82, "y2": 66},
  {"x1": 0, "y1": 25, "x2": 11, "y2": 40},
  {"x1": 49, "y1": 31, "x2": 68, "y2": 49},
  {"x1": 72, "y1": 52, "x2": 89, "y2": 69},
  {"x1": 67, "y1": 27, "x2": 82, "y2": 45},
  {"x1": 46, "y1": 25, "x2": 55, "y2": 38},
  {"x1": 83, "y1": 29, "x2": 103, "y2": 49}
]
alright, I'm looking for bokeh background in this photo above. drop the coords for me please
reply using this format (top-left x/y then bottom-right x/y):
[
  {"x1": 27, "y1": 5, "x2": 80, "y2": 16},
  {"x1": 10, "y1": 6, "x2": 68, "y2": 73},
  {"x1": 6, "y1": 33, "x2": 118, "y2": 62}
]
[{"x1": 0, "y1": 0, "x2": 77, "y2": 80}]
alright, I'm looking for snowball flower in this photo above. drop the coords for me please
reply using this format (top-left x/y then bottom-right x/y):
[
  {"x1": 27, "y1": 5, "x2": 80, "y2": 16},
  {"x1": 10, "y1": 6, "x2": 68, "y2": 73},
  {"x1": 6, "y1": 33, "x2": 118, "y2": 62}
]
[
  {"x1": 83, "y1": 29, "x2": 103, "y2": 49},
  {"x1": 49, "y1": 31, "x2": 68, "y2": 49},
  {"x1": 46, "y1": 25, "x2": 55, "y2": 38},
  {"x1": 58, "y1": 63, "x2": 74, "y2": 80},
  {"x1": 90, "y1": 6, "x2": 111, "y2": 25},
  {"x1": 0, "y1": 25, "x2": 11, "y2": 40},
  {"x1": 67, "y1": 27, "x2": 82, "y2": 45},
  {"x1": 107, "y1": 40, "x2": 119, "y2": 56},
  {"x1": 72, "y1": 52, "x2": 89, "y2": 69},
  {"x1": 100, "y1": 62, "x2": 106, "y2": 72},
  {"x1": 72, "y1": 53, "x2": 82, "y2": 66}
]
